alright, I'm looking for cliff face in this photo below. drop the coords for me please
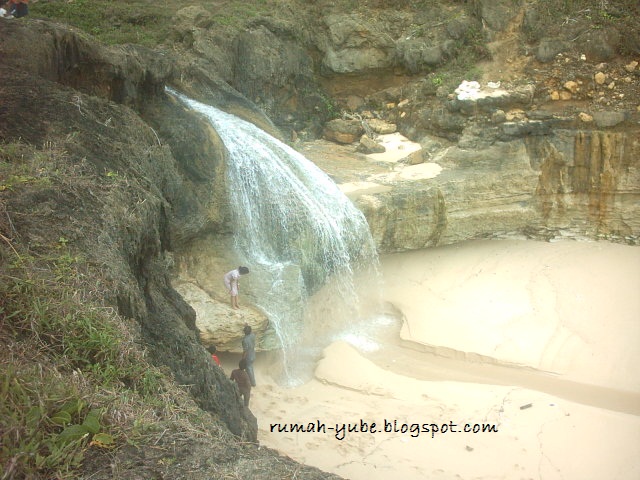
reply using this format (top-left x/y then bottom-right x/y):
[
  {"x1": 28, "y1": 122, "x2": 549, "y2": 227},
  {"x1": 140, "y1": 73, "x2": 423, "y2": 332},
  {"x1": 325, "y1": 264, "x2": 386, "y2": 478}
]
[
  {"x1": 0, "y1": 18, "x2": 346, "y2": 479},
  {"x1": 0, "y1": 18, "x2": 254, "y2": 441},
  {"x1": 160, "y1": 0, "x2": 640, "y2": 251},
  {"x1": 346, "y1": 127, "x2": 639, "y2": 254}
]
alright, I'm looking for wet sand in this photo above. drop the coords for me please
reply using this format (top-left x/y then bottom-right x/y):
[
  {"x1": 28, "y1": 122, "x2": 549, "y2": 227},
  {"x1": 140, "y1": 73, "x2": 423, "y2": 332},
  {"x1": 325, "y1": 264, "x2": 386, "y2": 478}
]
[{"x1": 220, "y1": 239, "x2": 640, "y2": 480}]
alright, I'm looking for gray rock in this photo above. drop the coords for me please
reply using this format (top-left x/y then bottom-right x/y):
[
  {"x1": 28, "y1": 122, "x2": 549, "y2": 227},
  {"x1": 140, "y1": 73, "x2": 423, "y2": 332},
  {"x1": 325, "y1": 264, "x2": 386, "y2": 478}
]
[
  {"x1": 477, "y1": 0, "x2": 523, "y2": 31},
  {"x1": 397, "y1": 38, "x2": 444, "y2": 73},
  {"x1": 536, "y1": 38, "x2": 568, "y2": 63},
  {"x1": 357, "y1": 134, "x2": 386, "y2": 154},
  {"x1": 582, "y1": 29, "x2": 619, "y2": 63},
  {"x1": 323, "y1": 118, "x2": 364, "y2": 144},
  {"x1": 492, "y1": 110, "x2": 507, "y2": 124},
  {"x1": 320, "y1": 13, "x2": 396, "y2": 73},
  {"x1": 501, "y1": 120, "x2": 551, "y2": 137},
  {"x1": 593, "y1": 111, "x2": 627, "y2": 128},
  {"x1": 368, "y1": 118, "x2": 397, "y2": 134}
]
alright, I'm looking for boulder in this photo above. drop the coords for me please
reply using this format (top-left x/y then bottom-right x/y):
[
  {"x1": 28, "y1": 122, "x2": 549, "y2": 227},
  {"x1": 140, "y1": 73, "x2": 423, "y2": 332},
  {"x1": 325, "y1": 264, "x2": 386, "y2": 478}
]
[
  {"x1": 174, "y1": 281, "x2": 269, "y2": 352},
  {"x1": 368, "y1": 118, "x2": 397, "y2": 134},
  {"x1": 581, "y1": 29, "x2": 619, "y2": 63},
  {"x1": 323, "y1": 118, "x2": 364, "y2": 144},
  {"x1": 536, "y1": 38, "x2": 568, "y2": 62},
  {"x1": 595, "y1": 71, "x2": 607, "y2": 85},
  {"x1": 593, "y1": 111, "x2": 627, "y2": 128},
  {"x1": 357, "y1": 134, "x2": 386, "y2": 154},
  {"x1": 397, "y1": 38, "x2": 444, "y2": 73}
]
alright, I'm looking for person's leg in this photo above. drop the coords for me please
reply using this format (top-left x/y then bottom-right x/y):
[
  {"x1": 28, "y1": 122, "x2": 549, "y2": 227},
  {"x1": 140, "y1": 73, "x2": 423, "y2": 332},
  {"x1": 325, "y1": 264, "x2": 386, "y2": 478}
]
[
  {"x1": 243, "y1": 389, "x2": 250, "y2": 407},
  {"x1": 15, "y1": 2, "x2": 27, "y2": 17},
  {"x1": 245, "y1": 361, "x2": 256, "y2": 387},
  {"x1": 231, "y1": 283, "x2": 239, "y2": 308}
]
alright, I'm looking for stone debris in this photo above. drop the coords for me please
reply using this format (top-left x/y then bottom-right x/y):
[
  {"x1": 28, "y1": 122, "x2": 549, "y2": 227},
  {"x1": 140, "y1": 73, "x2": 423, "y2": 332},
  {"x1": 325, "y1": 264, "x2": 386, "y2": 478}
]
[
  {"x1": 594, "y1": 71, "x2": 607, "y2": 84},
  {"x1": 579, "y1": 112, "x2": 593, "y2": 122},
  {"x1": 563, "y1": 80, "x2": 578, "y2": 93},
  {"x1": 624, "y1": 60, "x2": 638, "y2": 72}
]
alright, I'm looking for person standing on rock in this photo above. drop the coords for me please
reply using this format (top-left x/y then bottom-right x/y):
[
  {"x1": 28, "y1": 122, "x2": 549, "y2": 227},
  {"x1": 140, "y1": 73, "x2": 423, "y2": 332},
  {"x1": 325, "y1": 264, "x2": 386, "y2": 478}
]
[
  {"x1": 241, "y1": 325, "x2": 257, "y2": 387},
  {"x1": 223, "y1": 266, "x2": 249, "y2": 309}
]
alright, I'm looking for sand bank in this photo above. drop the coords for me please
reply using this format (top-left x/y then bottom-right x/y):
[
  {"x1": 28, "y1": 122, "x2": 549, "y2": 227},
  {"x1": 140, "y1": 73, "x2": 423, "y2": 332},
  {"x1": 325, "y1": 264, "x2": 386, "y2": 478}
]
[{"x1": 221, "y1": 240, "x2": 640, "y2": 479}]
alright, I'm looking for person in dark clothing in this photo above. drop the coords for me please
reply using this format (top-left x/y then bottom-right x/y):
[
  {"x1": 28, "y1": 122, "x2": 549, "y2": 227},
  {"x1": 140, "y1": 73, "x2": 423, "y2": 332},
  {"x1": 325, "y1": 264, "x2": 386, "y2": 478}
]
[
  {"x1": 7, "y1": 0, "x2": 28, "y2": 18},
  {"x1": 230, "y1": 359, "x2": 251, "y2": 407},
  {"x1": 241, "y1": 325, "x2": 256, "y2": 387}
]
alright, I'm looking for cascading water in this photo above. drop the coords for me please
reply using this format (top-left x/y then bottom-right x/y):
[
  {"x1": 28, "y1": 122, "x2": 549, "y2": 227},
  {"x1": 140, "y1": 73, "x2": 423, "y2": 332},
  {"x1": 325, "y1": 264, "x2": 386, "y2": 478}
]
[{"x1": 168, "y1": 89, "x2": 380, "y2": 383}]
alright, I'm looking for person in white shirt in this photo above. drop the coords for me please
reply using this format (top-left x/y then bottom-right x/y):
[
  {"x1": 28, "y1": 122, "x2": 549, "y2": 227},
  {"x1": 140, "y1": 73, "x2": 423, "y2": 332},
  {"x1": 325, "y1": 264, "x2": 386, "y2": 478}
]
[{"x1": 223, "y1": 266, "x2": 249, "y2": 309}]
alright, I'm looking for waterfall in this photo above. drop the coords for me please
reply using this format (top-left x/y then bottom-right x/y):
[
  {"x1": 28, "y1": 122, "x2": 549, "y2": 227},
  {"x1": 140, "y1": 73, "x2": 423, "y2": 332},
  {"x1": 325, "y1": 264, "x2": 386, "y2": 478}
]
[{"x1": 168, "y1": 89, "x2": 379, "y2": 383}]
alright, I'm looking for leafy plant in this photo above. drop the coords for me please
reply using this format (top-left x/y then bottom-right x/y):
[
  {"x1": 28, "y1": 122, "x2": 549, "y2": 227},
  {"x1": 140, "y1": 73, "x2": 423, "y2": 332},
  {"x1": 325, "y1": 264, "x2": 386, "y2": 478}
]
[{"x1": 0, "y1": 231, "x2": 166, "y2": 478}]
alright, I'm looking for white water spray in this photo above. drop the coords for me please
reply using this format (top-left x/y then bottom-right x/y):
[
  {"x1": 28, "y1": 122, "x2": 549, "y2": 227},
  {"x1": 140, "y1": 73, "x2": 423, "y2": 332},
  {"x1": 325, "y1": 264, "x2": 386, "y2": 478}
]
[{"x1": 168, "y1": 89, "x2": 380, "y2": 382}]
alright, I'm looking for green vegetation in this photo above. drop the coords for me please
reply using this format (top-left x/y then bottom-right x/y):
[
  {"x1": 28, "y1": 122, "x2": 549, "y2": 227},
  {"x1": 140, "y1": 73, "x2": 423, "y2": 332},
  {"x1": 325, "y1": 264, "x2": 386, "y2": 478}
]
[
  {"x1": 32, "y1": 0, "x2": 173, "y2": 46},
  {"x1": 211, "y1": 0, "x2": 271, "y2": 28},
  {"x1": 0, "y1": 141, "x2": 172, "y2": 479},
  {"x1": 0, "y1": 238, "x2": 168, "y2": 478},
  {"x1": 531, "y1": 0, "x2": 640, "y2": 40},
  {"x1": 32, "y1": 0, "x2": 272, "y2": 47}
]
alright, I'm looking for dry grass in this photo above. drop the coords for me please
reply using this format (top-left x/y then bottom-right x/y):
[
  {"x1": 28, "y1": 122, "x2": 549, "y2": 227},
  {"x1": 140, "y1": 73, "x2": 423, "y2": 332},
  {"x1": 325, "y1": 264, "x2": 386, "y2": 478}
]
[{"x1": 0, "y1": 140, "x2": 231, "y2": 479}]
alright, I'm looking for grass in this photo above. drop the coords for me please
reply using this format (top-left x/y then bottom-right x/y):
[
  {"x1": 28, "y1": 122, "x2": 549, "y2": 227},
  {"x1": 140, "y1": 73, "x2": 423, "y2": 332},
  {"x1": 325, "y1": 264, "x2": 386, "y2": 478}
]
[
  {"x1": 0, "y1": 236, "x2": 170, "y2": 478},
  {"x1": 31, "y1": 0, "x2": 273, "y2": 47},
  {"x1": 0, "y1": 140, "x2": 180, "y2": 479},
  {"x1": 32, "y1": 0, "x2": 174, "y2": 47}
]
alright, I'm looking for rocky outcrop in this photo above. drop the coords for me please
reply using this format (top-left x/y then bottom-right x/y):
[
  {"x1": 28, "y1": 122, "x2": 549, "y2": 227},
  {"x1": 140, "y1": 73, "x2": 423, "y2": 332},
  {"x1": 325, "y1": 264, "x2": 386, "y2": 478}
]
[
  {"x1": 332, "y1": 121, "x2": 640, "y2": 252},
  {"x1": 174, "y1": 281, "x2": 269, "y2": 352},
  {"x1": 323, "y1": 118, "x2": 364, "y2": 143},
  {"x1": 0, "y1": 19, "x2": 172, "y2": 110},
  {"x1": 320, "y1": 13, "x2": 396, "y2": 74},
  {"x1": 0, "y1": 19, "x2": 258, "y2": 441}
]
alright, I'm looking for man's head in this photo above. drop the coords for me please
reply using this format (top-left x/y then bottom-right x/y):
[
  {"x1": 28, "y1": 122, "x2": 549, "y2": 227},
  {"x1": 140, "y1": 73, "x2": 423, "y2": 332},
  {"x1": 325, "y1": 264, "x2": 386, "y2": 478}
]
[{"x1": 243, "y1": 325, "x2": 252, "y2": 335}]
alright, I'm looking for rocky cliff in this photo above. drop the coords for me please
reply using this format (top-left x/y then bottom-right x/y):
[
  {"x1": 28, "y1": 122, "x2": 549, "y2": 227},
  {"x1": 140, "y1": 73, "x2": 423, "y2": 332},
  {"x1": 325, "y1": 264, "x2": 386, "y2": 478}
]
[
  {"x1": 0, "y1": 18, "x2": 336, "y2": 480},
  {"x1": 164, "y1": 0, "x2": 640, "y2": 253}
]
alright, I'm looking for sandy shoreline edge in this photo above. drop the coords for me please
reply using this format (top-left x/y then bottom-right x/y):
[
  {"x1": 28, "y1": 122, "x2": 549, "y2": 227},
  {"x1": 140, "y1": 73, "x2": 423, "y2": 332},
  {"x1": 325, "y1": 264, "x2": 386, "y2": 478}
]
[{"x1": 221, "y1": 239, "x2": 640, "y2": 480}]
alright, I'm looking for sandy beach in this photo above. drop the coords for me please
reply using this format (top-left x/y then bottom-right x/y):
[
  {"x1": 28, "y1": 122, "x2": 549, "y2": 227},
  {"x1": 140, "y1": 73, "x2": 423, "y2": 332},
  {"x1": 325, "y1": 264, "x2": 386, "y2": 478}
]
[{"x1": 220, "y1": 239, "x2": 640, "y2": 480}]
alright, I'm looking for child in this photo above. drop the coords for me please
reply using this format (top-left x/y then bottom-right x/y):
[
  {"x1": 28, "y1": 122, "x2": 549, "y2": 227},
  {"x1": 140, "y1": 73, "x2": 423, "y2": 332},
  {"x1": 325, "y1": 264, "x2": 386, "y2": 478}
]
[
  {"x1": 230, "y1": 359, "x2": 251, "y2": 407},
  {"x1": 223, "y1": 266, "x2": 250, "y2": 309},
  {"x1": 207, "y1": 345, "x2": 220, "y2": 366}
]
